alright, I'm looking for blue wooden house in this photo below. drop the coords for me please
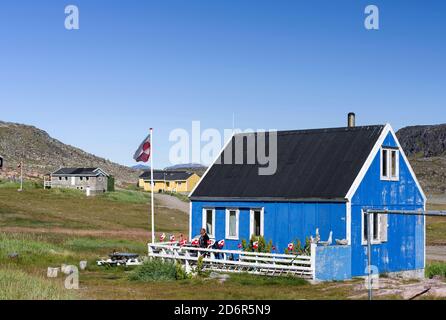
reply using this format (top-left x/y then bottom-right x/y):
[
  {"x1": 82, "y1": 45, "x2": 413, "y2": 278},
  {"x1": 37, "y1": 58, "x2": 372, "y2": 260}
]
[{"x1": 188, "y1": 120, "x2": 426, "y2": 281}]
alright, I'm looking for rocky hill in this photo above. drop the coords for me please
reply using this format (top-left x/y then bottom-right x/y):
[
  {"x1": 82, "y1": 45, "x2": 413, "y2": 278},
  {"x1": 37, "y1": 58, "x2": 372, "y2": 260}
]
[
  {"x1": 397, "y1": 124, "x2": 446, "y2": 196},
  {"x1": 0, "y1": 121, "x2": 139, "y2": 185}
]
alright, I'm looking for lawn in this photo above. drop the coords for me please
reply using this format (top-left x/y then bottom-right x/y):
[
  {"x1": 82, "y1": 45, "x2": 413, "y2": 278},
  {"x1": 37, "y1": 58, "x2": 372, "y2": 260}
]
[
  {"x1": 426, "y1": 203, "x2": 446, "y2": 245},
  {"x1": 0, "y1": 181, "x2": 444, "y2": 300}
]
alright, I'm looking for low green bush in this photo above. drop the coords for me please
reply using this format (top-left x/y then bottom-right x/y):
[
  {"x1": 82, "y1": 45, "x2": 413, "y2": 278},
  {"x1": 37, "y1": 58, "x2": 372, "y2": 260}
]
[
  {"x1": 426, "y1": 262, "x2": 446, "y2": 279},
  {"x1": 130, "y1": 259, "x2": 187, "y2": 282},
  {"x1": 241, "y1": 235, "x2": 273, "y2": 253}
]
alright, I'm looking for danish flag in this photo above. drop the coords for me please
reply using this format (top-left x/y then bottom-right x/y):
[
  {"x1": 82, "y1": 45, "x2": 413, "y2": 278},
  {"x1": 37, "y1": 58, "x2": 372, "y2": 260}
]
[
  {"x1": 133, "y1": 133, "x2": 151, "y2": 163},
  {"x1": 252, "y1": 241, "x2": 259, "y2": 250},
  {"x1": 191, "y1": 238, "x2": 199, "y2": 246},
  {"x1": 169, "y1": 234, "x2": 175, "y2": 242},
  {"x1": 217, "y1": 239, "x2": 225, "y2": 248},
  {"x1": 287, "y1": 243, "x2": 294, "y2": 251},
  {"x1": 179, "y1": 238, "x2": 187, "y2": 246},
  {"x1": 159, "y1": 233, "x2": 166, "y2": 242}
]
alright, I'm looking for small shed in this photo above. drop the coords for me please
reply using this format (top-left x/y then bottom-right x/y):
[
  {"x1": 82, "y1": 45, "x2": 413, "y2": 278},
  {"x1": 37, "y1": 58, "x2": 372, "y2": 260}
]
[{"x1": 189, "y1": 122, "x2": 426, "y2": 281}]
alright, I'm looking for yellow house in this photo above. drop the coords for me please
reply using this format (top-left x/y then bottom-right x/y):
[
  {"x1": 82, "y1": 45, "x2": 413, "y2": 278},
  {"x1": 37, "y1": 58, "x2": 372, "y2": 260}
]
[{"x1": 140, "y1": 170, "x2": 201, "y2": 193}]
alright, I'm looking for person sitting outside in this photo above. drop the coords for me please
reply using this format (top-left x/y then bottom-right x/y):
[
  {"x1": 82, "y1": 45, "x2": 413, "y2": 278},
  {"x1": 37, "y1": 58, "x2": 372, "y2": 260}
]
[{"x1": 199, "y1": 228, "x2": 209, "y2": 248}]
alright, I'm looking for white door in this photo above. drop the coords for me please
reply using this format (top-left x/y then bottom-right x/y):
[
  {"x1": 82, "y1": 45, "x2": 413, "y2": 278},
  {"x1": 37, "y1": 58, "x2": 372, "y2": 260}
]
[{"x1": 71, "y1": 177, "x2": 76, "y2": 186}]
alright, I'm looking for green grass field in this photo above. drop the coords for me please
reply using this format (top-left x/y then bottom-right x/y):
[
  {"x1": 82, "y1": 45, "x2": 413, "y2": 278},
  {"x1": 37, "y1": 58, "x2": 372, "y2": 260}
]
[{"x1": 0, "y1": 181, "x2": 444, "y2": 300}]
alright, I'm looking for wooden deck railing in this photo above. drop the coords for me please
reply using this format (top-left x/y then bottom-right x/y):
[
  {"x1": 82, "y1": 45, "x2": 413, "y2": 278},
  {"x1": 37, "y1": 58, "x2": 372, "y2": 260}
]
[{"x1": 148, "y1": 242, "x2": 316, "y2": 279}]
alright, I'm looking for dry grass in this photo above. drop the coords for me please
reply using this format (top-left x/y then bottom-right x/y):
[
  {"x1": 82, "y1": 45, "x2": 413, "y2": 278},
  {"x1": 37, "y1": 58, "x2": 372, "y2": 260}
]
[
  {"x1": 426, "y1": 203, "x2": 446, "y2": 245},
  {"x1": 1, "y1": 183, "x2": 443, "y2": 300},
  {"x1": 0, "y1": 187, "x2": 188, "y2": 238}
]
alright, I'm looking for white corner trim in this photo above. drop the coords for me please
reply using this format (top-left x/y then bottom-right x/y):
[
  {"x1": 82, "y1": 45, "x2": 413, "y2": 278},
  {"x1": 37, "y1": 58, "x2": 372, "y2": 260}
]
[
  {"x1": 346, "y1": 124, "x2": 391, "y2": 201},
  {"x1": 423, "y1": 200, "x2": 426, "y2": 269},
  {"x1": 225, "y1": 208, "x2": 239, "y2": 240},
  {"x1": 188, "y1": 132, "x2": 235, "y2": 198},
  {"x1": 189, "y1": 201, "x2": 192, "y2": 240},
  {"x1": 388, "y1": 127, "x2": 427, "y2": 201},
  {"x1": 346, "y1": 201, "x2": 351, "y2": 245},
  {"x1": 345, "y1": 124, "x2": 426, "y2": 202}
]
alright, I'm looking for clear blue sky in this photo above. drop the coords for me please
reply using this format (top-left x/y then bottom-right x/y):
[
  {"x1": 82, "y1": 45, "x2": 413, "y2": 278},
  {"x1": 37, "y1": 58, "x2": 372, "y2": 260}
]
[{"x1": 0, "y1": 0, "x2": 445, "y2": 168}]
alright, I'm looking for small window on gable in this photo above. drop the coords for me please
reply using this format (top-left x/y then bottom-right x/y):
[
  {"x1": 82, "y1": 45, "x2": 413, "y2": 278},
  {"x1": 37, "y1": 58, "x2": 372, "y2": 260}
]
[{"x1": 381, "y1": 148, "x2": 399, "y2": 181}]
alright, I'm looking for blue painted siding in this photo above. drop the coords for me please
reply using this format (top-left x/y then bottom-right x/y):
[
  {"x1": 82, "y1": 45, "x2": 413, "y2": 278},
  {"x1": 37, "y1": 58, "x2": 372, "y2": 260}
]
[
  {"x1": 315, "y1": 246, "x2": 352, "y2": 281},
  {"x1": 190, "y1": 130, "x2": 425, "y2": 281},
  {"x1": 350, "y1": 132, "x2": 425, "y2": 277},
  {"x1": 191, "y1": 201, "x2": 346, "y2": 253}
]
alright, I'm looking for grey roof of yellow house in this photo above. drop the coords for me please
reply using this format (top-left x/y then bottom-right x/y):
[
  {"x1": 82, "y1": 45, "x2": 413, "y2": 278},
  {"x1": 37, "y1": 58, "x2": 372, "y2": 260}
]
[
  {"x1": 51, "y1": 167, "x2": 109, "y2": 177},
  {"x1": 140, "y1": 170, "x2": 195, "y2": 181}
]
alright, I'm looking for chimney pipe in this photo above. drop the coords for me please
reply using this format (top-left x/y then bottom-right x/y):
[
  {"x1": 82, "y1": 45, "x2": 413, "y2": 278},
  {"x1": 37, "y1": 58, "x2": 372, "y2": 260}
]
[{"x1": 348, "y1": 112, "x2": 355, "y2": 128}]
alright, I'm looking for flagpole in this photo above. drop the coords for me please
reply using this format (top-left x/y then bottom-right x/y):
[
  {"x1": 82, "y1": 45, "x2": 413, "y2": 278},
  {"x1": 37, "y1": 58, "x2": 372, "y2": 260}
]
[
  {"x1": 20, "y1": 161, "x2": 23, "y2": 191},
  {"x1": 150, "y1": 128, "x2": 155, "y2": 243}
]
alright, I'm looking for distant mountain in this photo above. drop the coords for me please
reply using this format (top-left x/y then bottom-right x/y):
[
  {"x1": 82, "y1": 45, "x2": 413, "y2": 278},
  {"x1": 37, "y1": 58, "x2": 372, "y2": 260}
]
[
  {"x1": 397, "y1": 124, "x2": 446, "y2": 158},
  {"x1": 131, "y1": 164, "x2": 150, "y2": 170},
  {"x1": 165, "y1": 163, "x2": 206, "y2": 170},
  {"x1": 397, "y1": 124, "x2": 446, "y2": 195},
  {"x1": 0, "y1": 120, "x2": 139, "y2": 184},
  {"x1": 165, "y1": 163, "x2": 207, "y2": 175}
]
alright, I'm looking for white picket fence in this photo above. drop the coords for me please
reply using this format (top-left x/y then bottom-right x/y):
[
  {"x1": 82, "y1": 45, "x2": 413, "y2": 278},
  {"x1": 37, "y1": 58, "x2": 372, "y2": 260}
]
[{"x1": 148, "y1": 242, "x2": 316, "y2": 279}]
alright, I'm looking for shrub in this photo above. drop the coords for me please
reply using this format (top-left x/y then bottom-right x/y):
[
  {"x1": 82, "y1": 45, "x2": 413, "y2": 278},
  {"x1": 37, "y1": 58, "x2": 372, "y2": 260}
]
[
  {"x1": 175, "y1": 261, "x2": 190, "y2": 280},
  {"x1": 196, "y1": 255, "x2": 205, "y2": 276},
  {"x1": 426, "y1": 262, "x2": 446, "y2": 279},
  {"x1": 241, "y1": 236, "x2": 273, "y2": 253},
  {"x1": 285, "y1": 237, "x2": 311, "y2": 255},
  {"x1": 130, "y1": 259, "x2": 189, "y2": 282}
]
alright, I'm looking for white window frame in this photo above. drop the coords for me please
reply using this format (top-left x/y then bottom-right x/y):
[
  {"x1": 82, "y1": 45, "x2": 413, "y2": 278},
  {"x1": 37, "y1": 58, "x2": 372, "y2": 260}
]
[
  {"x1": 380, "y1": 147, "x2": 399, "y2": 181},
  {"x1": 250, "y1": 208, "x2": 264, "y2": 238},
  {"x1": 361, "y1": 210, "x2": 388, "y2": 245},
  {"x1": 225, "y1": 208, "x2": 239, "y2": 240},
  {"x1": 202, "y1": 208, "x2": 215, "y2": 239}
]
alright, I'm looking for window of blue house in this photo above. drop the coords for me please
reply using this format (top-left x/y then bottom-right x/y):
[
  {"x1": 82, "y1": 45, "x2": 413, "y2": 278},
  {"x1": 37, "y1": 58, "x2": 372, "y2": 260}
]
[
  {"x1": 225, "y1": 209, "x2": 239, "y2": 240},
  {"x1": 250, "y1": 208, "x2": 264, "y2": 237},
  {"x1": 202, "y1": 208, "x2": 215, "y2": 238},
  {"x1": 381, "y1": 147, "x2": 399, "y2": 181},
  {"x1": 362, "y1": 210, "x2": 388, "y2": 245}
]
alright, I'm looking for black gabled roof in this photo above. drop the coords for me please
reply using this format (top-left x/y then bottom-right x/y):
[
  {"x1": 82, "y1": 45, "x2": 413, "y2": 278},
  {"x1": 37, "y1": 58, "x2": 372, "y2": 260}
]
[
  {"x1": 140, "y1": 170, "x2": 195, "y2": 181},
  {"x1": 52, "y1": 167, "x2": 108, "y2": 176},
  {"x1": 190, "y1": 125, "x2": 385, "y2": 201}
]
